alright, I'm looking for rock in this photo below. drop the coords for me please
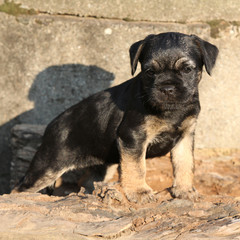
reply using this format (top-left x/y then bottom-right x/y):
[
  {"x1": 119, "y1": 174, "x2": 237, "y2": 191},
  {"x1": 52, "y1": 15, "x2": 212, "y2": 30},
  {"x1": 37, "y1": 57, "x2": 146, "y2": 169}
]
[
  {"x1": 180, "y1": 216, "x2": 240, "y2": 239},
  {"x1": 10, "y1": 124, "x2": 45, "y2": 189},
  {"x1": 1, "y1": 190, "x2": 240, "y2": 239},
  {"x1": 74, "y1": 217, "x2": 132, "y2": 238}
]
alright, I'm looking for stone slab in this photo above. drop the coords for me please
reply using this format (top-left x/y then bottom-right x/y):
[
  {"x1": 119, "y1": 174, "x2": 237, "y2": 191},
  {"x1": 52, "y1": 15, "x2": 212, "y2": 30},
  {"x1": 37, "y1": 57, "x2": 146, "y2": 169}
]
[{"x1": 0, "y1": 191, "x2": 240, "y2": 239}]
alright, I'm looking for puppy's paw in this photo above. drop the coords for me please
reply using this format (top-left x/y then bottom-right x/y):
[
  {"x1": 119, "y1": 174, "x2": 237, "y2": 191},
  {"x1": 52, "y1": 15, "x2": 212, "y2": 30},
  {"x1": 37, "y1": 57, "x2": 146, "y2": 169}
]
[
  {"x1": 170, "y1": 186, "x2": 199, "y2": 201},
  {"x1": 124, "y1": 186, "x2": 157, "y2": 204},
  {"x1": 11, "y1": 189, "x2": 19, "y2": 194}
]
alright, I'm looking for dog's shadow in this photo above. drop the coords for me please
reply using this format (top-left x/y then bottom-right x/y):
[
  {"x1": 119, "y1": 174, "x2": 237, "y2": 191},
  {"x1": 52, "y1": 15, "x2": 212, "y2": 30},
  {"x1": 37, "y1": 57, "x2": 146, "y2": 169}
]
[
  {"x1": 26, "y1": 64, "x2": 115, "y2": 124},
  {"x1": 0, "y1": 64, "x2": 115, "y2": 194}
]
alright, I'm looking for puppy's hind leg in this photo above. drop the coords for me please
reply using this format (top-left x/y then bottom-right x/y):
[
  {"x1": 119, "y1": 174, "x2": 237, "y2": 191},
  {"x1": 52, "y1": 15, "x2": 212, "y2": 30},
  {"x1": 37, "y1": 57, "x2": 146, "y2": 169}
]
[{"x1": 12, "y1": 150, "x2": 74, "y2": 193}]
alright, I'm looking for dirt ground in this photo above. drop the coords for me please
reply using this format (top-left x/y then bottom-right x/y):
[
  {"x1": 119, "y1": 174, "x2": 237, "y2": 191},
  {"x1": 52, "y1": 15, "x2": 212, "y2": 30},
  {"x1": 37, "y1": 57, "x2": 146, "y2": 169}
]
[{"x1": 147, "y1": 148, "x2": 240, "y2": 198}]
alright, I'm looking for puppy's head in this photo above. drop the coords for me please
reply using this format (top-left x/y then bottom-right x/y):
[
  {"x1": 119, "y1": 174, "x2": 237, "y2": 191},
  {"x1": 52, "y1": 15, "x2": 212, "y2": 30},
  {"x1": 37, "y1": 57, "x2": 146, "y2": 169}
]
[{"x1": 130, "y1": 32, "x2": 218, "y2": 109}]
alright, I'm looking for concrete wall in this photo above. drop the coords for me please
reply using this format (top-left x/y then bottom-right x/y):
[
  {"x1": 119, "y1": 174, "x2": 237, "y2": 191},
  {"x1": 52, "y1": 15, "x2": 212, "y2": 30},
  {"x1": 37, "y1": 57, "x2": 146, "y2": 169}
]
[
  {"x1": 7, "y1": 0, "x2": 240, "y2": 22},
  {"x1": 0, "y1": 0, "x2": 240, "y2": 193}
]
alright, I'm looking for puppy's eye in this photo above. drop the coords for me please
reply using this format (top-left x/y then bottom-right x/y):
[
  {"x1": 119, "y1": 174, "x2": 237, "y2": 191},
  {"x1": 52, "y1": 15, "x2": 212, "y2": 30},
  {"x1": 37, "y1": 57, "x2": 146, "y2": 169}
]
[
  {"x1": 145, "y1": 69, "x2": 155, "y2": 77},
  {"x1": 182, "y1": 66, "x2": 193, "y2": 73}
]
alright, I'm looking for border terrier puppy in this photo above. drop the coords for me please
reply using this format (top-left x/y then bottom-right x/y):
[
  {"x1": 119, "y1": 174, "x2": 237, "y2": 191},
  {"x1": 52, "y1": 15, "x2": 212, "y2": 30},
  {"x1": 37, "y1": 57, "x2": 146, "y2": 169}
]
[{"x1": 13, "y1": 32, "x2": 218, "y2": 203}]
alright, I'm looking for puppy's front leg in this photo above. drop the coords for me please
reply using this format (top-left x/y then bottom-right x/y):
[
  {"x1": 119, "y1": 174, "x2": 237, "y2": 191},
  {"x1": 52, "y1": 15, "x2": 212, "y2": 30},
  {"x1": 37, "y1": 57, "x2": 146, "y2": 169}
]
[
  {"x1": 170, "y1": 118, "x2": 198, "y2": 201},
  {"x1": 117, "y1": 127, "x2": 155, "y2": 203}
]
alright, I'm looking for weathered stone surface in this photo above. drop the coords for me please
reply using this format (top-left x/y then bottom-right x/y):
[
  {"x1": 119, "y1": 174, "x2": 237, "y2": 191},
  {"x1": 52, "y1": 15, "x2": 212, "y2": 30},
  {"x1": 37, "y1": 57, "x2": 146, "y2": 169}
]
[
  {"x1": 1, "y1": 189, "x2": 240, "y2": 239},
  {"x1": 10, "y1": 124, "x2": 45, "y2": 189},
  {"x1": 5, "y1": 0, "x2": 240, "y2": 22}
]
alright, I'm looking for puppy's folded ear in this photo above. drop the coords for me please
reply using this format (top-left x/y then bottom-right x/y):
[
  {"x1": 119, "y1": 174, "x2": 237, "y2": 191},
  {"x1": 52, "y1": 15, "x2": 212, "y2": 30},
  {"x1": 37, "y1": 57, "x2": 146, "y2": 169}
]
[
  {"x1": 130, "y1": 34, "x2": 156, "y2": 75},
  {"x1": 129, "y1": 40, "x2": 145, "y2": 75},
  {"x1": 191, "y1": 35, "x2": 219, "y2": 75}
]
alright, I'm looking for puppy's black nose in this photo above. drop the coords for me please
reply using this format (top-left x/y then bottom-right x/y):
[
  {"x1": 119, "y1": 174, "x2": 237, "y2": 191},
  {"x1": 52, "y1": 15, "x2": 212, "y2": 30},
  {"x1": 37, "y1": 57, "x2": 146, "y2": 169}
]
[{"x1": 160, "y1": 85, "x2": 175, "y2": 95}]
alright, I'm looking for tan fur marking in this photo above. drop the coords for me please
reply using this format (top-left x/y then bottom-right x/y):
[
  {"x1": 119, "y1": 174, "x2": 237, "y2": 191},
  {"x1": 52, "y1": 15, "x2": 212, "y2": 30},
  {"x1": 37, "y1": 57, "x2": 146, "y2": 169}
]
[
  {"x1": 120, "y1": 146, "x2": 149, "y2": 191},
  {"x1": 171, "y1": 117, "x2": 197, "y2": 190},
  {"x1": 144, "y1": 116, "x2": 171, "y2": 144},
  {"x1": 174, "y1": 57, "x2": 196, "y2": 69},
  {"x1": 120, "y1": 147, "x2": 155, "y2": 202},
  {"x1": 152, "y1": 59, "x2": 162, "y2": 71},
  {"x1": 103, "y1": 164, "x2": 118, "y2": 183},
  {"x1": 197, "y1": 71, "x2": 202, "y2": 82}
]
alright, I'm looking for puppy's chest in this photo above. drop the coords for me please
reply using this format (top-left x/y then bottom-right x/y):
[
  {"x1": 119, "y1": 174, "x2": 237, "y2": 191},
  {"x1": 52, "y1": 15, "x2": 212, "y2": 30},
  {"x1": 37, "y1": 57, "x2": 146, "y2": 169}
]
[{"x1": 145, "y1": 117, "x2": 183, "y2": 153}]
